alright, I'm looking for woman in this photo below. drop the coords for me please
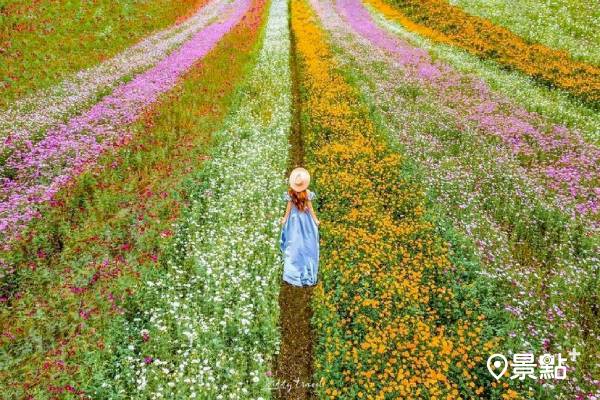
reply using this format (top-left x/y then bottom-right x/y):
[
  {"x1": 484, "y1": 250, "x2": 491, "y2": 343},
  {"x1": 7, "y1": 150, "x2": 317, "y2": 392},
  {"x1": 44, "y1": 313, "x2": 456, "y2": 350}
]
[{"x1": 279, "y1": 167, "x2": 320, "y2": 287}]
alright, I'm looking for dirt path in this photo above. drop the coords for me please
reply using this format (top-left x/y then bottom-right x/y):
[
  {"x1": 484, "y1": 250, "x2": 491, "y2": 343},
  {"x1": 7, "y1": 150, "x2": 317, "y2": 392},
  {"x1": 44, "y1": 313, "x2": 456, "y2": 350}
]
[{"x1": 271, "y1": 7, "x2": 315, "y2": 399}]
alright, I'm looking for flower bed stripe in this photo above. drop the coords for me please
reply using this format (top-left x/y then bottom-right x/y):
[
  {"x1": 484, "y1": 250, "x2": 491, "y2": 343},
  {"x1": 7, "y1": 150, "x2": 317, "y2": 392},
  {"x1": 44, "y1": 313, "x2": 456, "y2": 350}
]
[
  {"x1": 101, "y1": 0, "x2": 292, "y2": 397},
  {"x1": 0, "y1": 0, "x2": 228, "y2": 138},
  {"x1": 367, "y1": 0, "x2": 600, "y2": 105},
  {"x1": 0, "y1": 0, "x2": 251, "y2": 244},
  {"x1": 291, "y1": 0, "x2": 523, "y2": 398},
  {"x1": 0, "y1": 0, "x2": 267, "y2": 396}
]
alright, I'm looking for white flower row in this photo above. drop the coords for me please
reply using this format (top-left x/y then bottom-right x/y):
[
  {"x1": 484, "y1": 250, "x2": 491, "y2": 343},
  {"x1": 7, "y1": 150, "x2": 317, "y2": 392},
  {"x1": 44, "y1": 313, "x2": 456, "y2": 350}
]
[
  {"x1": 105, "y1": 0, "x2": 291, "y2": 398},
  {"x1": 0, "y1": 0, "x2": 230, "y2": 138}
]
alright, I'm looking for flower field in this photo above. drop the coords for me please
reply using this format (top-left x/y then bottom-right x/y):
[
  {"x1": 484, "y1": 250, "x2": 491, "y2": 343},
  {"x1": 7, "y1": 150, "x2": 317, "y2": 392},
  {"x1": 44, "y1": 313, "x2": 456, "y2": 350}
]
[
  {"x1": 0, "y1": 0, "x2": 208, "y2": 106},
  {"x1": 97, "y1": 0, "x2": 291, "y2": 396},
  {"x1": 292, "y1": 2, "x2": 508, "y2": 398},
  {"x1": 0, "y1": 0, "x2": 270, "y2": 396},
  {"x1": 0, "y1": 0, "x2": 597, "y2": 399},
  {"x1": 366, "y1": 0, "x2": 600, "y2": 105},
  {"x1": 451, "y1": 0, "x2": 600, "y2": 65}
]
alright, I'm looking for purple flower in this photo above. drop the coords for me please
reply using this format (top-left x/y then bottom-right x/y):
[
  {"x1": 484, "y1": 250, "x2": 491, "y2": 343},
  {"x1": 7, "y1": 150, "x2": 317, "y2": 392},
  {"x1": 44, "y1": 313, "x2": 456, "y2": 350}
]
[{"x1": 542, "y1": 338, "x2": 551, "y2": 351}]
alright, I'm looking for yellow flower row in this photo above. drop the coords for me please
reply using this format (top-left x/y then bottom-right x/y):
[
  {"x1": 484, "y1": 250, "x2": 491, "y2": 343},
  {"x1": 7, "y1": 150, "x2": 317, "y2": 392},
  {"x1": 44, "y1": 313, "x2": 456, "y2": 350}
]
[{"x1": 291, "y1": 0, "x2": 522, "y2": 398}]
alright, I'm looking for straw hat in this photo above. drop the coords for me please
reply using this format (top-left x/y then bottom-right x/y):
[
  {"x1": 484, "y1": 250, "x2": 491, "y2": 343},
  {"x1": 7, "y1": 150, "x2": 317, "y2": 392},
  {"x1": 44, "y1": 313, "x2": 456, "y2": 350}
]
[{"x1": 289, "y1": 167, "x2": 310, "y2": 192}]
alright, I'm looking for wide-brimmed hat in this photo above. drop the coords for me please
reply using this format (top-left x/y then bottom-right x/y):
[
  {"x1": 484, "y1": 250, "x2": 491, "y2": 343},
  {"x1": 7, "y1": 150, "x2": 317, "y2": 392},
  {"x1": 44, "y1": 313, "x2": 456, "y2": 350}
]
[{"x1": 289, "y1": 167, "x2": 310, "y2": 192}]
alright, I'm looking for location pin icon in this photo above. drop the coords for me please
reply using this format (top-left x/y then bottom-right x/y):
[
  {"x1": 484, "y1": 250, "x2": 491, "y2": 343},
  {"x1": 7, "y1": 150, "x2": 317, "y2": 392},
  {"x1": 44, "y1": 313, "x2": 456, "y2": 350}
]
[{"x1": 487, "y1": 354, "x2": 508, "y2": 380}]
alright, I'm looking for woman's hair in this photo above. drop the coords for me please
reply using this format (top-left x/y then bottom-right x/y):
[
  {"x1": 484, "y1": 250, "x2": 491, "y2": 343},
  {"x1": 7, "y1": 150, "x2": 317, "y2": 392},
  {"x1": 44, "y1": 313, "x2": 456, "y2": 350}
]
[{"x1": 288, "y1": 188, "x2": 308, "y2": 211}]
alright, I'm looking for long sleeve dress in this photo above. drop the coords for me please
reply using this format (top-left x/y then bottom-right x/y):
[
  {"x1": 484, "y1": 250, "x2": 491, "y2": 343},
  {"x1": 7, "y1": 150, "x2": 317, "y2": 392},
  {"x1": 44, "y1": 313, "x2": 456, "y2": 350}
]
[{"x1": 279, "y1": 190, "x2": 319, "y2": 286}]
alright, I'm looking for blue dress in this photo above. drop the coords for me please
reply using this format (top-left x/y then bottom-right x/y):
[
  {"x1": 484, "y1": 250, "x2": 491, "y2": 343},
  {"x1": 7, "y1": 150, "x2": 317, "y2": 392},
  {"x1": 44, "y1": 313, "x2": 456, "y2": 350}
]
[{"x1": 280, "y1": 190, "x2": 319, "y2": 286}]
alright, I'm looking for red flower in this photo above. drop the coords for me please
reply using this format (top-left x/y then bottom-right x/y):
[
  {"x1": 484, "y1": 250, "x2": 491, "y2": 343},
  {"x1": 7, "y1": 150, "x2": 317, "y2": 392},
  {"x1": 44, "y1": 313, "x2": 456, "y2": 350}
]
[{"x1": 79, "y1": 309, "x2": 91, "y2": 320}]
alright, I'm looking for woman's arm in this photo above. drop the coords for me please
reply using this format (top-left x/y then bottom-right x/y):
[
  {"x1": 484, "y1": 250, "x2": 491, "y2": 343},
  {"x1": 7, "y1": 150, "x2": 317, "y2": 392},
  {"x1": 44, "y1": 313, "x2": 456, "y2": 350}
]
[
  {"x1": 307, "y1": 200, "x2": 320, "y2": 226},
  {"x1": 280, "y1": 201, "x2": 291, "y2": 225}
]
